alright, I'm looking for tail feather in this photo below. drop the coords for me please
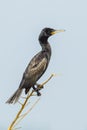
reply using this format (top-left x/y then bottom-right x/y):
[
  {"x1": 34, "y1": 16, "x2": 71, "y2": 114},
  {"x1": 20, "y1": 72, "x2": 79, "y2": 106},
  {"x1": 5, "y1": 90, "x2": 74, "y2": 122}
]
[{"x1": 6, "y1": 88, "x2": 23, "y2": 104}]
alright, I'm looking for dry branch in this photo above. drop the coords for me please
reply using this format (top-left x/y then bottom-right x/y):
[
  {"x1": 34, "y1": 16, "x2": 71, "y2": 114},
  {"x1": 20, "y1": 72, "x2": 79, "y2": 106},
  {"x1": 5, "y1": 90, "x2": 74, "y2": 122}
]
[{"x1": 8, "y1": 74, "x2": 54, "y2": 130}]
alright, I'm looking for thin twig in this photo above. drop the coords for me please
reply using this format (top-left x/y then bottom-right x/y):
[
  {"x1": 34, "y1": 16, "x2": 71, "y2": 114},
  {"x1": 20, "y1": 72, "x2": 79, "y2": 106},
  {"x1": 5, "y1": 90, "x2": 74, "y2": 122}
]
[
  {"x1": 8, "y1": 74, "x2": 54, "y2": 130},
  {"x1": 13, "y1": 98, "x2": 40, "y2": 128}
]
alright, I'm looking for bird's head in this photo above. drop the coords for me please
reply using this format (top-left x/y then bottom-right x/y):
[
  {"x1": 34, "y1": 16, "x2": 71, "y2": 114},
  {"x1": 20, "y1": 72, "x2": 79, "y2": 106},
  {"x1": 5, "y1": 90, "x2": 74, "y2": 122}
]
[{"x1": 39, "y1": 27, "x2": 65, "y2": 42}]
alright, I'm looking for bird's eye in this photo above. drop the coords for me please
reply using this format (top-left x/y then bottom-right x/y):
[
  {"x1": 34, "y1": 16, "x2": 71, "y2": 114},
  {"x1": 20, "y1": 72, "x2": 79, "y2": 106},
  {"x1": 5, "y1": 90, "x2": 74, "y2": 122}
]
[{"x1": 46, "y1": 30, "x2": 51, "y2": 35}]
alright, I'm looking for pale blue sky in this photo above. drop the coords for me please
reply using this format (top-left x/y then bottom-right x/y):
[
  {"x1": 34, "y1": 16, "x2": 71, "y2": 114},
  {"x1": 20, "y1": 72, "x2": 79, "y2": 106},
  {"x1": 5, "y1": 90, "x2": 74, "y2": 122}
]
[{"x1": 0, "y1": 0, "x2": 87, "y2": 130}]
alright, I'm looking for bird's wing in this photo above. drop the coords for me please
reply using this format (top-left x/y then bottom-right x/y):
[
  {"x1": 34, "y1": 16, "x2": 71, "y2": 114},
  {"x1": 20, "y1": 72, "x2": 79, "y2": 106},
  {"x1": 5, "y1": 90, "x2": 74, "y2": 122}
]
[
  {"x1": 24, "y1": 54, "x2": 48, "y2": 81},
  {"x1": 31, "y1": 58, "x2": 47, "y2": 74}
]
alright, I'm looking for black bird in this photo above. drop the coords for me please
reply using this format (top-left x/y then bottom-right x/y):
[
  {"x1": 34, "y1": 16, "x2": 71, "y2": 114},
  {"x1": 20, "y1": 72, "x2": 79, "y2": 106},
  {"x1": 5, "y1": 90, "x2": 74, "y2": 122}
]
[{"x1": 6, "y1": 27, "x2": 65, "y2": 104}]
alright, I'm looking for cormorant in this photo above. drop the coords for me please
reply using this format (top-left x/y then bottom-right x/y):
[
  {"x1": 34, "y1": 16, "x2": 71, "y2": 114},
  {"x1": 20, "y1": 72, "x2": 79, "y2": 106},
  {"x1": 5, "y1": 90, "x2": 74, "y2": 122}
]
[{"x1": 6, "y1": 27, "x2": 65, "y2": 104}]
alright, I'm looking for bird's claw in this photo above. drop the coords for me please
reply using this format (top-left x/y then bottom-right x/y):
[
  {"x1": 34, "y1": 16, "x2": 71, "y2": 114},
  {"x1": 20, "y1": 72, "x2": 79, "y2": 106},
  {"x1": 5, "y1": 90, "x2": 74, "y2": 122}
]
[
  {"x1": 36, "y1": 83, "x2": 44, "y2": 90},
  {"x1": 37, "y1": 91, "x2": 41, "y2": 96}
]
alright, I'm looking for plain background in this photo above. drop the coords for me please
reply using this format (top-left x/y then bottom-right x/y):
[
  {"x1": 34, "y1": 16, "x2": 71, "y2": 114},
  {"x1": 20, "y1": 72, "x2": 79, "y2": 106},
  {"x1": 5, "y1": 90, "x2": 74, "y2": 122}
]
[{"x1": 0, "y1": 0, "x2": 87, "y2": 130}]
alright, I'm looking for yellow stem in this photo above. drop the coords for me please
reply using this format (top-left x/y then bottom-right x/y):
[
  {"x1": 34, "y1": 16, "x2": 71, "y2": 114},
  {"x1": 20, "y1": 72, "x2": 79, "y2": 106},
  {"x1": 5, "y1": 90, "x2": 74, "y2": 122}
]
[{"x1": 8, "y1": 74, "x2": 54, "y2": 130}]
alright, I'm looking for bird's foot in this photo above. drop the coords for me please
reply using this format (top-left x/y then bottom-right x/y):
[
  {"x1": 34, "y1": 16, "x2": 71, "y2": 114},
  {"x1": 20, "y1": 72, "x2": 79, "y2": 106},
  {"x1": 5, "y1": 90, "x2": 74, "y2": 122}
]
[
  {"x1": 37, "y1": 91, "x2": 41, "y2": 96},
  {"x1": 36, "y1": 83, "x2": 44, "y2": 90},
  {"x1": 34, "y1": 87, "x2": 41, "y2": 96},
  {"x1": 32, "y1": 86, "x2": 41, "y2": 96}
]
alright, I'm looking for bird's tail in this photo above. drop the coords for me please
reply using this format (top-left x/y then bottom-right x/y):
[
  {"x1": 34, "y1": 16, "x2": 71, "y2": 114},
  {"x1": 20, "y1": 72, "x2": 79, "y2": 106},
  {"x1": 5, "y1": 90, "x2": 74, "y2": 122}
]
[{"x1": 6, "y1": 88, "x2": 23, "y2": 104}]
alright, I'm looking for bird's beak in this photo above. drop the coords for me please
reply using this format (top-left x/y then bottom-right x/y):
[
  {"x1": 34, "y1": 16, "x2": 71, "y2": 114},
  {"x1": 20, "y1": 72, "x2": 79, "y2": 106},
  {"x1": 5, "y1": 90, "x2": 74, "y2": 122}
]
[{"x1": 51, "y1": 29, "x2": 65, "y2": 35}]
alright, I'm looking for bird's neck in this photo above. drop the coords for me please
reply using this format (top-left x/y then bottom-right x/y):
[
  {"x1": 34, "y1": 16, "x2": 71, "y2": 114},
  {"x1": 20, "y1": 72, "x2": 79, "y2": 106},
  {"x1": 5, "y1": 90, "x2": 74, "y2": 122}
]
[
  {"x1": 39, "y1": 40, "x2": 52, "y2": 59},
  {"x1": 39, "y1": 38, "x2": 51, "y2": 49}
]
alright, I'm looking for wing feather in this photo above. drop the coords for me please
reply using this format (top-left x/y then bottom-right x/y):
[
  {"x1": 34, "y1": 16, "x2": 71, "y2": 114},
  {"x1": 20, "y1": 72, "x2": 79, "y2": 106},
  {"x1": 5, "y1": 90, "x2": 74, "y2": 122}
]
[
  {"x1": 29, "y1": 58, "x2": 47, "y2": 77},
  {"x1": 23, "y1": 53, "x2": 48, "y2": 84}
]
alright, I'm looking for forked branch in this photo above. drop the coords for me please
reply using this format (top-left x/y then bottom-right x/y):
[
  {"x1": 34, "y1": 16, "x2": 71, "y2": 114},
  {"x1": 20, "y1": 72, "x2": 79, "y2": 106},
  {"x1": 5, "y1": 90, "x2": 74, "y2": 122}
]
[{"x1": 8, "y1": 74, "x2": 54, "y2": 130}]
